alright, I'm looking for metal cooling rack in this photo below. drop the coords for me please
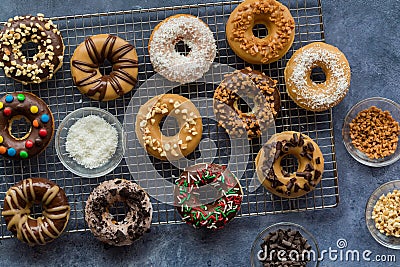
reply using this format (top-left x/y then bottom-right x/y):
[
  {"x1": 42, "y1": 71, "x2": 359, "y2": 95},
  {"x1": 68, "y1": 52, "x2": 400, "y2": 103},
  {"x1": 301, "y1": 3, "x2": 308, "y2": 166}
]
[{"x1": 0, "y1": 0, "x2": 339, "y2": 239}]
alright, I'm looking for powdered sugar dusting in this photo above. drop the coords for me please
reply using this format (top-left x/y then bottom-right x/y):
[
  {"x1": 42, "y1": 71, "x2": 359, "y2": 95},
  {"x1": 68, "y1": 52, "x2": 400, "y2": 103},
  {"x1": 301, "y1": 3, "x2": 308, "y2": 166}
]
[
  {"x1": 149, "y1": 15, "x2": 216, "y2": 83},
  {"x1": 286, "y1": 43, "x2": 350, "y2": 111}
]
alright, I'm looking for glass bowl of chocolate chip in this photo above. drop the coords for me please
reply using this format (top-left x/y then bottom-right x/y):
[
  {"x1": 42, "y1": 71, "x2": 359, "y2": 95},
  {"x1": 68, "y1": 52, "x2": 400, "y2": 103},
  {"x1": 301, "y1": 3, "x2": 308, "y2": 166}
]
[
  {"x1": 342, "y1": 97, "x2": 400, "y2": 167},
  {"x1": 250, "y1": 222, "x2": 320, "y2": 267}
]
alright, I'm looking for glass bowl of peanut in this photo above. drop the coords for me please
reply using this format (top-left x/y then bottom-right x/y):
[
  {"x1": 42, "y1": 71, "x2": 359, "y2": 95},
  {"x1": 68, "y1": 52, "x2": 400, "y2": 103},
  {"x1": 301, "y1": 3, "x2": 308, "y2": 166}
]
[
  {"x1": 366, "y1": 180, "x2": 400, "y2": 249},
  {"x1": 342, "y1": 97, "x2": 400, "y2": 167}
]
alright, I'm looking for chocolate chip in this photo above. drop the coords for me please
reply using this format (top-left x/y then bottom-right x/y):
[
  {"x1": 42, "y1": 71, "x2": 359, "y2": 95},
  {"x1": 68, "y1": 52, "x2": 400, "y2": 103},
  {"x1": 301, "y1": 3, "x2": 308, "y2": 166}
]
[
  {"x1": 300, "y1": 151, "x2": 306, "y2": 157},
  {"x1": 316, "y1": 157, "x2": 321, "y2": 164},
  {"x1": 293, "y1": 133, "x2": 299, "y2": 145},
  {"x1": 314, "y1": 170, "x2": 322, "y2": 179},
  {"x1": 286, "y1": 181, "x2": 294, "y2": 191},
  {"x1": 35, "y1": 138, "x2": 43, "y2": 147},
  {"x1": 303, "y1": 183, "x2": 310, "y2": 192},
  {"x1": 294, "y1": 184, "x2": 300, "y2": 193},
  {"x1": 307, "y1": 142, "x2": 315, "y2": 152},
  {"x1": 296, "y1": 172, "x2": 307, "y2": 178},
  {"x1": 114, "y1": 179, "x2": 122, "y2": 184},
  {"x1": 305, "y1": 153, "x2": 313, "y2": 161},
  {"x1": 276, "y1": 141, "x2": 282, "y2": 151},
  {"x1": 305, "y1": 163, "x2": 314, "y2": 172},
  {"x1": 298, "y1": 134, "x2": 304, "y2": 147},
  {"x1": 109, "y1": 189, "x2": 117, "y2": 196}
]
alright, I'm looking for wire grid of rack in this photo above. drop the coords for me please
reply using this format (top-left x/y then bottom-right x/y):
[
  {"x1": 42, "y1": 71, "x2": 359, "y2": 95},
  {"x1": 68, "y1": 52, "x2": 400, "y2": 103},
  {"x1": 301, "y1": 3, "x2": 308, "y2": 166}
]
[{"x1": 0, "y1": 0, "x2": 339, "y2": 239}]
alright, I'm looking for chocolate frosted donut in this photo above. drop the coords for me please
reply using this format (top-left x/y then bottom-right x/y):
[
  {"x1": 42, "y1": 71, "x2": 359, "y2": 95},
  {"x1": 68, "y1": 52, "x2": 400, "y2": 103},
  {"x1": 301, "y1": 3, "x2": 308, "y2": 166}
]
[
  {"x1": 256, "y1": 131, "x2": 324, "y2": 198},
  {"x1": 71, "y1": 34, "x2": 139, "y2": 101},
  {"x1": 175, "y1": 163, "x2": 243, "y2": 230},
  {"x1": 2, "y1": 178, "x2": 70, "y2": 246},
  {"x1": 0, "y1": 92, "x2": 54, "y2": 160},
  {"x1": 0, "y1": 14, "x2": 64, "y2": 84},
  {"x1": 213, "y1": 67, "x2": 280, "y2": 138},
  {"x1": 85, "y1": 179, "x2": 153, "y2": 246}
]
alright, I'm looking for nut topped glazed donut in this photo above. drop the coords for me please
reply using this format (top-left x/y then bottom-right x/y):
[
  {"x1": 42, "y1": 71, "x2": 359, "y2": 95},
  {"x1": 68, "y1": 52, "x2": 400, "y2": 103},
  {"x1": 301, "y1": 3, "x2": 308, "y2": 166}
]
[
  {"x1": 226, "y1": 0, "x2": 295, "y2": 64},
  {"x1": 135, "y1": 94, "x2": 203, "y2": 161},
  {"x1": 213, "y1": 67, "x2": 280, "y2": 139},
  {"x1": 256, "y1": 131, "x2": 324, "y2": 198},
  {"x1": 174, "y1": 163, "x2": 243, "y2": 230},
  {"x1": 0, "y1": 14, "x2": 64, "y2": 84},
  {"x1": 284, "y1": 42, "x2": 351, "y2": 112},
  {"x1": 149, "y1": 14, "x2": 216, "y2": 84},
  {"x1": 85, "y1": 179, "x2": 153, "y2": 246},
  {"x1": 0, "y1": 92, "x2": 54, "y2": 160},
  {"x1": 71, "y1": 34, "x2": 139, "y2": 101},
  {"x1": 2, "y1": 178, "x2": 70, "y2": 246}
]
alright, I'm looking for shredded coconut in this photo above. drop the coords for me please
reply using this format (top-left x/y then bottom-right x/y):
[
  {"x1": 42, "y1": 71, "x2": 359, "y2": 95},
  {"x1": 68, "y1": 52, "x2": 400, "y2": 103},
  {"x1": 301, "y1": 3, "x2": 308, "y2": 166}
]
[
  {"x1": 66, "y1": 115, "x2": 118, "y2": 169},
  {"x1": 149, "y1": 15, "x2": 216, "y2": 83}
]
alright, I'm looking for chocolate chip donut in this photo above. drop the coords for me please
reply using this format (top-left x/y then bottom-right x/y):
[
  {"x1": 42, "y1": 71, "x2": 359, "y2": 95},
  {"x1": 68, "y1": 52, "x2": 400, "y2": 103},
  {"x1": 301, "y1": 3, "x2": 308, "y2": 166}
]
[
  {"x1": 0, "y1": 14, "x2": 64, "y2": 84},
  {"x1": 85, "y1": 179, "x2": 153, "y2": 246},
  {"x1": 0, "y1": 92, "x2": 54, "y2": 159},
  {"x1": 256, "y1": 131, "x2": 324, "y2": 198},
  {"x1": 2, "y1": 178, "x2": 70, "y2": 246},
  {"x1": 213, "y1": 67, "x2": 280, "y2": 138},
  {"x1": 175, "y1": 163, "x2": 243, "y2": 230},
  {"x1": 71, "y1": 34, "x2": 139, "y2": 101}
]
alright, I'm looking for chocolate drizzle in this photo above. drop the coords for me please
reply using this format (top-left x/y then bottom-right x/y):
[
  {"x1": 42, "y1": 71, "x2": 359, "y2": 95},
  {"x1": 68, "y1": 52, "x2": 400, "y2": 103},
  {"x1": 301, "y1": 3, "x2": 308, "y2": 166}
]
[{"x1": 71, "y1": 34, "x2": 138, "y2": 101}]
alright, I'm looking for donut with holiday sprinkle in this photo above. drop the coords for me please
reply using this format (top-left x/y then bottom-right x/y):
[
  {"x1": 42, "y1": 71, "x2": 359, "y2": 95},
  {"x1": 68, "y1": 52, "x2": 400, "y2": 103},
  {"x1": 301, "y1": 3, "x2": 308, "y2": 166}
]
[
  {"x1": 174, "y1": 163, "x2": 243, "y2": 230},
  {"x1": 0, "y1": 92, "x2": 54, "y2": 159}
]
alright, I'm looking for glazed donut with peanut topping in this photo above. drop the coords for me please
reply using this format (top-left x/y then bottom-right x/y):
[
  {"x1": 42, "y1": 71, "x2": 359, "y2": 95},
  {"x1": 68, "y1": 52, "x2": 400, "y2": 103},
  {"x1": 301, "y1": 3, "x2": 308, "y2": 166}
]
[
  {"x1": 2, "y1": 178, "x2": 70, "y2": 246},
  {"x1": 256, "y1": 131, "x2": 324, "y2": 198},
  {"x1": 135, "y1": 94, "x2": 203, "y2": 160},
  {"x1": 226, "y1": 0, "x2": 295, "y2": 64},
  {"x1": 213, "y1": 67, "x2": 280, "y2": 139},
  {"x1": 148, "y1": 14, "x2": 216, "y2": 84},
  {"x1": 0, "y1": 14, "x2": 64, "y2": 84},
  {"x1": 71, "y1": 34, "x2": 139, "y2": 101},
  {"x1": 85, "y1": 179, "x2": 152, "y2": 246},
  {"x1": 284, "y1": 42, "x2": 351, "y2": 112}
]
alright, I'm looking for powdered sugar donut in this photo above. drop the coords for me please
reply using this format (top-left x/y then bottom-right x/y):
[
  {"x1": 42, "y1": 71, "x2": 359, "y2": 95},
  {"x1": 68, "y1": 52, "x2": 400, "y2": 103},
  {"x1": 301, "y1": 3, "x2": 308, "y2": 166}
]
[
  {"x1": 148, "y1": 14, "x2": 216, "y2": 84},
  {"x1": 284, "y1": 42, "x2": 351, "y2": 112},
  {"x1": 85, "y1": 179, "x2": 152, "y2": 246}
]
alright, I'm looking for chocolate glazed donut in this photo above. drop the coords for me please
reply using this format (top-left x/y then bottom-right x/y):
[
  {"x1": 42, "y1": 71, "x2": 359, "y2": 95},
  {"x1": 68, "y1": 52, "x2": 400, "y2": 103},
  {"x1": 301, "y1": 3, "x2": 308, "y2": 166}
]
[
  {"x1": 71, "y1": 34, "x2": 139, "y2": 101},
  {"x1": 2, "y1": 178, "x2": 70, "y2": 246}
]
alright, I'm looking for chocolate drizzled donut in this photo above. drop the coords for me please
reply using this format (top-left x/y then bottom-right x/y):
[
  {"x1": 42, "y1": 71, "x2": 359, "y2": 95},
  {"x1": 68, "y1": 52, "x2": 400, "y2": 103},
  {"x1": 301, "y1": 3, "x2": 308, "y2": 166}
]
[
  {"x1": 71, "y1": 34, "x2": 139, "y2": 101},
  {"x1": 2, "y1": 178, "x2": 70, "y2": 246}
]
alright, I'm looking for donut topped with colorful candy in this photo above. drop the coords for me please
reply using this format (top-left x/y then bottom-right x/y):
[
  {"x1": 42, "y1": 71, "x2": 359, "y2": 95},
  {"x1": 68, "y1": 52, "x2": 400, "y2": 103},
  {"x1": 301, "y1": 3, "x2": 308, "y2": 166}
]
[
  {"x1": 0, "y1": 92, "x2": 54, "y2": 159},
  {"x1": 174, "y1": 163, "x2": 243, "y2": 230}
]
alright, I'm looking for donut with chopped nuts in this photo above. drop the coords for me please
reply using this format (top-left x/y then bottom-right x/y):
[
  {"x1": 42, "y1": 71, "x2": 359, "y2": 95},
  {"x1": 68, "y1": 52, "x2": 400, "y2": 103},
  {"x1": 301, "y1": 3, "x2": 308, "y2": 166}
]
[
  {"x1": 213, "y1": 67, "x2": 280, "y2": 139},
  {"x1": 226, "y1": 0, "x2": 295, "y2": 64},
  {"x1": 0, "y1": 14, "x2": 64, "y2": 84},
  {"x1": 0, "y1": 92, "x2": 54, "y2": 160},
  {"x1": 255, "y1": 131, "x2": 324, "y2": 198},
  {"x1": 284, "y1": 42, "x2": 351, "y2": 112},
  {"x1": 135, "y1": 94, "x2": 203, "y2": 160},
  {"x1": 85, "y1": 179, "x2": 152, "y2": 246},
  {"x1": 148, "y1": 14, "x2": 216, "y2": 84}
]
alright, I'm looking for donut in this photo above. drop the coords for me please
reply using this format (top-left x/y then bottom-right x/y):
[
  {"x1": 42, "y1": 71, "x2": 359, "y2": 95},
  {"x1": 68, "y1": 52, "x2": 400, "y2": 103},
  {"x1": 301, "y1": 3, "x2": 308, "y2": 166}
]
[
  {"x1": 71, "y1": 34, "x2": 139, "y2": 101},
  {"x1": 256, "y1": 131, "x2": 324, "y2": 198},
  {"x1": 0, "y1": 14, "x2": 64, "y2": 84},
  {"x1": 174, "y1": 163, "x2": 243, "y2": 230},
  {"x1": 213, "y1": 67, "x2": 280, "y2": 139},
  {"x1": 2, "y1": 178, "x2": 70, "y2": 246},
  {"x1": 226, "y1": 0, "x2": 295, "y2": 64},
  {"x1": 148, "y1": 14, "x2": 216, "y2": 84},
  {"x1": 0, "y1": 92, "x2": 54, "y2": 160},
  {"x1": 85, "y1": 179, "x2": 152, "y2": 246},
  {"x1": 135, "y1": 94, "x2": 203, "y2": 160},
  {"x1": 284, "y1": 42, "x2": 351, "y2": 112}
]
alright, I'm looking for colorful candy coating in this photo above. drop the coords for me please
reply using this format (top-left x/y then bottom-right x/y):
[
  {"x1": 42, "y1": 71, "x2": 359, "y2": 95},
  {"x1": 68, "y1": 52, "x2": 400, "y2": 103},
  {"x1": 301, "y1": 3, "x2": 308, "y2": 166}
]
[
  {"x1": 39, "y1": 128, "x2": 47, "y2": 137},
  {"x1": 0, "y1": 135, "x2": 3, "y2": 143},
  {"x1": 7, "y1": 148, "x2": 16, "y2": 157},
  {"x1": 25, "y1": 140, "x2": 34, "y2": 149},
  {"x1": 5, "y1": 94, "x2": 14, "y2": 103},
  {"x1": 0, "y1": 102, "x2": 3, "y2": 110},
  {"x1": 30, "y1": 106, "x2": 39, "y2": 114},
  {"x1": 19, "y1": 151, "x2": 28, "y2": 159},
  {"x1": 17, "y1": 94, "x2": 25, "y2": 101},
  {"x1": 32, "y1": 119, "x2": 39, "y2": 128},
  {"x1": 3, "y1": 107, "x2": 11, "y2": 116},
  {"x1": 0, "y1": 146, "x2": 6, "y2": 154},
  {"x1": 41, "y1": 114, "x2": 50, "y2": 123}
]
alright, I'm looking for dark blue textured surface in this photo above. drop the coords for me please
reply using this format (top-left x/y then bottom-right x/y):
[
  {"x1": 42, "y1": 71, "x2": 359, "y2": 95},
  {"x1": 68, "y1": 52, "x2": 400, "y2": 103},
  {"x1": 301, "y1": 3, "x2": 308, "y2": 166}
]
[{"x1": 0, "y1": 1, "x2": 400, "y2": 266}]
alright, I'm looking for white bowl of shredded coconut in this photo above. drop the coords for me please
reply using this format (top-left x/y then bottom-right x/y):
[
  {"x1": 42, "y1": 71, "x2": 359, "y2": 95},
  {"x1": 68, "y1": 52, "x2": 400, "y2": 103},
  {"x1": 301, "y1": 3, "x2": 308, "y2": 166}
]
[{"x1": 55, "y1": 107, "x2": 124, "y2": 178}]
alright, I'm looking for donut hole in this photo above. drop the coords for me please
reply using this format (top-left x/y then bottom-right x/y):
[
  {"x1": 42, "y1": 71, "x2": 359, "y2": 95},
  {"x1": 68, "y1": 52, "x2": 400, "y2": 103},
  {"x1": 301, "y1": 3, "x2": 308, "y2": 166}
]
[
  {"x1": 21, "y1": 41, "x2": 40, "y2": 60},
  {"x1": 29, "y1": 202, "x2": 44, "y2": 219},
  {"x1": 160, "y1": 116, "x2": 180, "y2": 136},
  {"x1": 280, "y1": 154, "x2": 299, "y2": 175},
  {"x1": 108, "y1": 201, "x2": 129, "y2": 223},
  {"x1": 175, "y1": 40, "x2": 191, "y2": 56},
  {"x1": 9, "y1": 115, "x2": 31, "y2": 140},
  {"x1": 236, "y1": 96, "x2": 254, "y2": 114},
  {"x1": 252, "y1": 24, "x2": 269, "y2": 39},
  {"x1": 310, "y1": 66, "x2": 327, "y2": 84},
  {"x1": 99, "y1": 59, "x2": 113, "y2": 76}
]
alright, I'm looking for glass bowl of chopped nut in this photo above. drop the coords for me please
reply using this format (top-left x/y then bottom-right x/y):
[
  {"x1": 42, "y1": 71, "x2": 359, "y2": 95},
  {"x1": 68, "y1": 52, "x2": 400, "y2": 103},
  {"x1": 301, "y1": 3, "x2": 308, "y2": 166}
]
[
  {"x1": 342, "y1": 97, "x2": 400, "y2": 167},
  {"x1": 250, "y1": 222, "x2": 320, "y2": 267},
  {"x1": 55, "y1": 107, "x2": 125, "y2": 178},
  {"x1": 366, "y1": 180, "x2": 400, "y2": 249}
]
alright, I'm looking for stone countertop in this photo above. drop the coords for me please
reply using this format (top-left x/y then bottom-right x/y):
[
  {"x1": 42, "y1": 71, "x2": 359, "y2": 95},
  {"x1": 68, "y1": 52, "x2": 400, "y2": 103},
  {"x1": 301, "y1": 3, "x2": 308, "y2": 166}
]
[{"x1": 0, "y1": 1, "x2": 400, "y2": 266}]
